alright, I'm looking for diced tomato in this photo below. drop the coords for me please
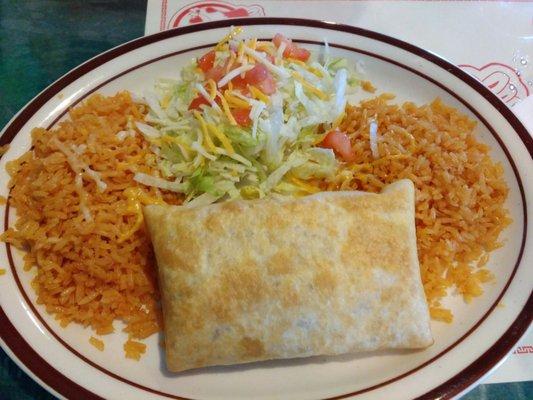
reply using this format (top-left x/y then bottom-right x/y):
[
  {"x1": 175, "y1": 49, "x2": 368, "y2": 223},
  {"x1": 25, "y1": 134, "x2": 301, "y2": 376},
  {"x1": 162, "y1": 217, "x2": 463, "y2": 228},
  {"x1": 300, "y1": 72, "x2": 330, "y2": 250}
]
[
  {"x1": 272, "y1": 33, "x2": 310, "y2": 62},
  {"x1": 272, "y1": 33, "x2": 290, "y2": 49},
  {"x1": 230, "y1": 75, "x2": 248, "y2": 91},
  {"x1": 255, "y1": 74, "x2": 276, "y2": 95},
  {"x1": 229, "y1": 64, "x2": 276, "y2": 95},
  {"x1": 320, "y1": 129, "x2": 355, "y2": 162},
  {"x1": 204, "y1": 65, "x2": 226, "y2": 82},
  {"x1": 188, "y1": 95, "x2": 210, "y2": 110},
  {"x1": 244, "y1": 64, "x2": 269, "y2": 85},
  {"x1": 205, "y1": 58, "x2": 242, "y2": 83},
  {"x1": 285, "y1": 46, "x2": 311, "y2": 62},
  {"x1": 198, "y1": 50, "x2": 216, "y2": 73},
  {"x1": 232, "y1": 108, "x2": 252, "y2": 126}
]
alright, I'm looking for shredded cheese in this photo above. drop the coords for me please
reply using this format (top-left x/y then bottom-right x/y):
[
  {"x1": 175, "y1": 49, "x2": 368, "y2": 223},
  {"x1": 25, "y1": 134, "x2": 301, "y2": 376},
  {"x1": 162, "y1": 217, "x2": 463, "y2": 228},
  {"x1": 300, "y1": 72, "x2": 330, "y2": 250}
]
[
  {"x1": 224, "y1": 90, "x2": 251, "y2": 108},
  {"x1": 206, "y1": 79, "x2": 217, "y2": 100},
  {"x1": 369, "y1": 121, "x2": 379, "y2": 159},
  {"x1": 75, "y1": 173, "x2": 92, "y2": 222},
  {"x1": 194, "y1": 83, "x2": 221, "y2": 112},
  {"x1": 193, "y1": 111, "x2": 217, "y2": 152},
  {"x1": 237, "y1": 41, "x2": 245, "y2": 63},
  {"x1": 249, "y1": 38, "x2": 257, "y2": 50},
  {"x1": 217, "y1": 92, "x2": 238, "y2": 125},
  {"x1": 248, "y1": 85, "x2": 270, "y2": 104},
  {"x1": 242, "y1": 46, "x2": 290, "y2": 78},
  {"x1": 116, "y1": 130, "x2": 136, "y2": 141},
  {"x1": 207, "y1": 124, "x2": 235, "y2": 154},
  {"x1": 276, "y1": 41, "x2": 287, "y2": 64},
  {"x1": 290, "y1": 176, "x2": 321, "y2": 193},
  {"x1": 51, "y1": 137, "x2": 107, "y2": 192},
  {"x1": 191, "y1": 142, "x2": 217, "y2": 160},
  {"x1": 225, "y1": 50, "x2": 236, "y2": 73},
  {"x1": 291, "y1": 72, "x2": 328, "y2": 100},
  {"x1": 133, "y1": 173, "x2": 187, "y2": 193},
  {"x1": 214, "y1": 147, "x2": 252, "y2": 166},
  {"x1": 217, "y1": 64, "x2": 254, "y2": 88},
  {"x1": 289, "y1": 58, "x2": 323, "y2": 77},
  {"x1": 117, "y1": 187, "x2": 166, "y2": 243},
  {"x1": 215, "y1": 26, "x2": 243, "y2": 50},
  {"x1": 71, "y1": 144, "x2": 87, "y2": 155},
  {"x1": 256, "y1": 40, "x2": 275, "y2": 52}
]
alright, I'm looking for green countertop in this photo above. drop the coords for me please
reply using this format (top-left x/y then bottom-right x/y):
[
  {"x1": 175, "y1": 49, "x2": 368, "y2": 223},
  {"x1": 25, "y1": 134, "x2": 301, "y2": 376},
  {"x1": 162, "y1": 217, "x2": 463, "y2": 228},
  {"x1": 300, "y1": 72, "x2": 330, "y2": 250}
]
[{"x1": 0, "y1": 1, "x2": 531, "y2": 399}]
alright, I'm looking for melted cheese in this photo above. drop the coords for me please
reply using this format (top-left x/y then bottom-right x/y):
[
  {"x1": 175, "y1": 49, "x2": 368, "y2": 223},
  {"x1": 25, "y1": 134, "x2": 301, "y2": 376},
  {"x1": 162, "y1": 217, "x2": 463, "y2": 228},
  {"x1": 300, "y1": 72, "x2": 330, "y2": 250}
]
[
  {"x1": 117, "y1": 187, "x2": 166, "y2": 243},
  {"x1": 290, "y1": 176, "x2": 321, "y2": 193}
]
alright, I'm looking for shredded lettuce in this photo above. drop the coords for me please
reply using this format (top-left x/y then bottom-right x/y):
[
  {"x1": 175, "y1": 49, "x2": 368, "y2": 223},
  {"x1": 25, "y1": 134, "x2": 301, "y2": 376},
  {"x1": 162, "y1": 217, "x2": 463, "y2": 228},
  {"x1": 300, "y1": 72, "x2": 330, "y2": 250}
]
[
  {"x1": 136, "y1": 30, "x2": 363, "y2": 203},
  {"x1": 293, "y1": 148, "x2": 337, "y2": 179}
]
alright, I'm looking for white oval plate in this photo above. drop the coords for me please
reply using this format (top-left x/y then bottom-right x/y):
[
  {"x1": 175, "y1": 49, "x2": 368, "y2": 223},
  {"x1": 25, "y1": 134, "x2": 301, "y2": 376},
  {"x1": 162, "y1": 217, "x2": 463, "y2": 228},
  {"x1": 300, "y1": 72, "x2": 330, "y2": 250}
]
[{"x1": 0, "y1": 18, "x2": 531, "y2": 400}]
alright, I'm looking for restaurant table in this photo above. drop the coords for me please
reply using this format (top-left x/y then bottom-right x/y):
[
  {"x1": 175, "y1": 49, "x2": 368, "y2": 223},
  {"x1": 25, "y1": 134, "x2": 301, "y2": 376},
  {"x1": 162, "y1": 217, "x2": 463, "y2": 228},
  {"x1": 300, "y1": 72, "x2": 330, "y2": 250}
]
[{"x1": 0, "y1": 1, "x2": 531, "y2": 399}]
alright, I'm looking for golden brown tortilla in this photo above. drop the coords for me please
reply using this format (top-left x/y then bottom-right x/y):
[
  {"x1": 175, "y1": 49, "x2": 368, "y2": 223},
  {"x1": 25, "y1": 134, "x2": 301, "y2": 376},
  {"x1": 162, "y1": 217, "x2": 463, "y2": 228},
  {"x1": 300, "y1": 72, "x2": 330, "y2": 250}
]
[{"x1": 144, "y1": 179, "x2": 433, "y2": 372}]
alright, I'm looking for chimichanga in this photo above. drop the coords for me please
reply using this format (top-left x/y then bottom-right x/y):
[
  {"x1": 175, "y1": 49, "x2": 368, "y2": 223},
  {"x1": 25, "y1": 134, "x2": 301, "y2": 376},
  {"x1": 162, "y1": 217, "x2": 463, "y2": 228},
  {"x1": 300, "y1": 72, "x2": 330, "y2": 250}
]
[{"x1": 144, "y1": 179, "x2": 433, "y2": 372}]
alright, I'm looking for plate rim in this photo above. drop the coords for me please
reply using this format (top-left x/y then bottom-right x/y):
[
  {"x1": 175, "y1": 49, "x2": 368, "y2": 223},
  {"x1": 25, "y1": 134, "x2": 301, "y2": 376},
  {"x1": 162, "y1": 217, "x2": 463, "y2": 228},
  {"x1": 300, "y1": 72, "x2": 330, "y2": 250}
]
[{"x1": 0, "y1": 17, "x2": 531, "y2": 400}]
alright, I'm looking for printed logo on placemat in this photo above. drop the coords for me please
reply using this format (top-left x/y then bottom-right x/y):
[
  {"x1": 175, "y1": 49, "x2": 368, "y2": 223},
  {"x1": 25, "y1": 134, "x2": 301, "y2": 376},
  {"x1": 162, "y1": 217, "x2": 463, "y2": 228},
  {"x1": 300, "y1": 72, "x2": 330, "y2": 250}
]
[
  {"x1": 169, "y1": 1, "x2": 265, "y2": 28},
  {"x1": 514, "y1": 345, "x2": 533, "y2": 355},
  {"x1": 459, "y1": 62, "x2": 530, "y2": 107}
]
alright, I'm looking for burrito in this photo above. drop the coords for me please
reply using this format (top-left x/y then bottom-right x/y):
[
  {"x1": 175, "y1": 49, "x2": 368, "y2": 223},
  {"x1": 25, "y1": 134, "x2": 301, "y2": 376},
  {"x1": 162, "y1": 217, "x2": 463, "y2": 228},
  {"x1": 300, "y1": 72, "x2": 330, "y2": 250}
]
[{"x1": 144, "y1": 179, "x2": 433, "y2": 372}]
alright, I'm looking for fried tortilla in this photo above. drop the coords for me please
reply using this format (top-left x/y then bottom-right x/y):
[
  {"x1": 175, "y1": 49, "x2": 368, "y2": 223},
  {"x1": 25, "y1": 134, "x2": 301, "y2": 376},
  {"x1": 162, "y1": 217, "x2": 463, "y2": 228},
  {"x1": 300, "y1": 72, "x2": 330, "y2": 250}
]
[{"x1": 144, "y1": 179, "x2": 433, "y2": 372}]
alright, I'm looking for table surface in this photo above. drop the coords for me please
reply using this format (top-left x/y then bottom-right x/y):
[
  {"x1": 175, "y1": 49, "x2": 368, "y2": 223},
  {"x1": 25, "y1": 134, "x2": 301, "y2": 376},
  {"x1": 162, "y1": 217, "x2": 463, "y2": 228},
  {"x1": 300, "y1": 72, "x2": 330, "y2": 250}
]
[{"x1": 0, "y1": 1, "x2": 531, "y2": 399}]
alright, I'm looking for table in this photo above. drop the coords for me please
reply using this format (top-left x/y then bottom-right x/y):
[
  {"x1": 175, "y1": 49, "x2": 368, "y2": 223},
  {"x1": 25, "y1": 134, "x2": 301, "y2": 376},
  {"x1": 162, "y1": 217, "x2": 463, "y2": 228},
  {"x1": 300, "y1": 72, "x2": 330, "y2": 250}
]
[{"x1": 0, "y1": 1, "x2": 531, "y2": 399}]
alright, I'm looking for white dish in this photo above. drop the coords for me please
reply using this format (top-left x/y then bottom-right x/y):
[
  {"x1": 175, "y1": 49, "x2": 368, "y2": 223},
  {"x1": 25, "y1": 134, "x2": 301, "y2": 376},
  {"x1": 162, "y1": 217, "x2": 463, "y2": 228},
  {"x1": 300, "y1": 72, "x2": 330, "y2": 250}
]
[{"x1": 0, "y1": 18, "x2": 531, "y2": 400}]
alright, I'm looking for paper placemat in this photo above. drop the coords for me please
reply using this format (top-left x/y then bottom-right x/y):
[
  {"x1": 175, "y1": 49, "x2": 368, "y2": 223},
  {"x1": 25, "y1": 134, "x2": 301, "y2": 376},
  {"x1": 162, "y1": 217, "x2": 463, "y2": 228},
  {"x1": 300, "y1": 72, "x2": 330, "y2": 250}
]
[{"x1": 145, "y1": 0, "x2": 533, "y2": 386}]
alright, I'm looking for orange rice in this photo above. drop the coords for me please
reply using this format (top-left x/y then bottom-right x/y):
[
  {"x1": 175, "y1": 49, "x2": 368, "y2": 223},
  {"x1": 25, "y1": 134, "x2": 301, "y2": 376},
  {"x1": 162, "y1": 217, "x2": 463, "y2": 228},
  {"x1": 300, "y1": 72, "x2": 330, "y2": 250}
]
[
  {"x1": 124, "y1": 339, "x2": 146, "y2": 360},
  {"x1": 2, "y1": 92, "x2": 182, "y2": 355},
  {"x1": 89, "y1": 336, "x2": 105, "y2": 351},
  {"x1": 333, "y1": 94, "x2": 511, "y2": 321}
]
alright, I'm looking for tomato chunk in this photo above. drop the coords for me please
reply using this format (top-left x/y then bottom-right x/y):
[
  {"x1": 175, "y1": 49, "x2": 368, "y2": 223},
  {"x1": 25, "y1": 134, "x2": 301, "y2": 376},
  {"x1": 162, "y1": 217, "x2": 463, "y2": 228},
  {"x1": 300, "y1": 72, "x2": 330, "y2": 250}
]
[
  {"x1": 285, "y1": 46, "x2": 311, "y2": 62},
  {"x1": 229, "y1": 64, "x2": 276, "y2": 95},
  {"x1": 255, "y1": 74, "x2": 276, "y2": 95},
  {"x1": 244, "y1": 64, "x2": 269, "y2": 85},
  {"x1": 320, "y1": 129, "x2": 355, "y2": 162},
  {"x1": 204, "y1": 65, "x2": 226, "y2": 82},
  {"x1": 198, "y1": 50, "x2": 216, "y2": 73},
  {"x1": 188, "y1": 95, "x2": 210, "y2": 110},
  {"x1": 232, "y1": 108, "x2": 252, "y2": 126},
  {"x1": 272, "y1": 33, "x2": 310, "y2": 62},
  {"x1": 272, "y1": 33, "x2": 290, "y2": 49}
]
